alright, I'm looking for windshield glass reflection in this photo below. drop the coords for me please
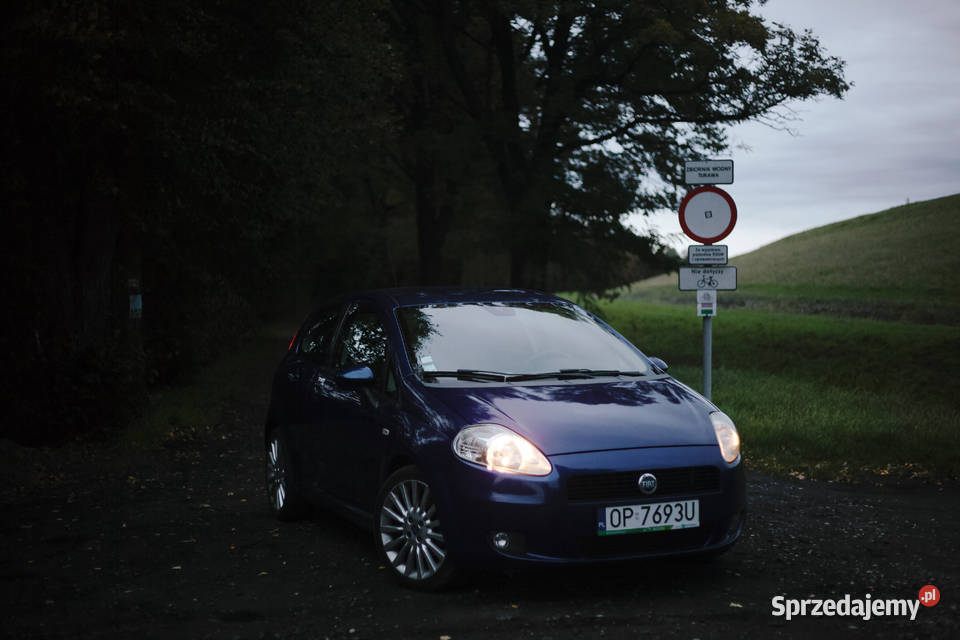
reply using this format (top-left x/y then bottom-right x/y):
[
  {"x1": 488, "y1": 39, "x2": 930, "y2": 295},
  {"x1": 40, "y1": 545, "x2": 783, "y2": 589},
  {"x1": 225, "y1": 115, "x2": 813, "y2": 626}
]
[{"x1": 397, "y1": 302, "x2": 651, "y2": 378}]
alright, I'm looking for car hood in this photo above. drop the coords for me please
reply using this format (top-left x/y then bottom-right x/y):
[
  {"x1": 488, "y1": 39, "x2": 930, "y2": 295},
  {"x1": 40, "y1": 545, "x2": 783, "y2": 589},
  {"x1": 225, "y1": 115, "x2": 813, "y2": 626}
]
[{"x1": 425, "y1": 377, "x2": 717, "y2": 456}]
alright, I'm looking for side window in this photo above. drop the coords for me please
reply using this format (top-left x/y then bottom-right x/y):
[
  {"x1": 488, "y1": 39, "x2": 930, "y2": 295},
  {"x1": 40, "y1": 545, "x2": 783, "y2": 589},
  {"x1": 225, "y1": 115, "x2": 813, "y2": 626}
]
[
  {"x1": 336, "y1": 307, "x2": 388, "y2": 383},
  {"x1": 300, "y1": 307, "x2": 341, "y2": 363}
]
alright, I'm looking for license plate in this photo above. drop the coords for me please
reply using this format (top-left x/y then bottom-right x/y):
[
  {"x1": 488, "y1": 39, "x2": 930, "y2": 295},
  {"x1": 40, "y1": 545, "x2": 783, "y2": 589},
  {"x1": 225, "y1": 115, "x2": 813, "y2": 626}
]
[{"x1": 598, "y1": 499, "x2": 700, "y2": 535}]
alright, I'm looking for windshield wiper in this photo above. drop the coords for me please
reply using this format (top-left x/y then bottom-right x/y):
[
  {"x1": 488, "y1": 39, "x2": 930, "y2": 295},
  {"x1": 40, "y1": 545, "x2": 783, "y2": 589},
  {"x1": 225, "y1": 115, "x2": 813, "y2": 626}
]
[
  {"x1": 505, "y1": 369, "x2": 644, "y2": 382},
  {"x1": 421, "y1": 369, "x2": 510, "y2": 382},
  {"x1": 422, "y1": 368, "x2": 646, "y2": 383}
]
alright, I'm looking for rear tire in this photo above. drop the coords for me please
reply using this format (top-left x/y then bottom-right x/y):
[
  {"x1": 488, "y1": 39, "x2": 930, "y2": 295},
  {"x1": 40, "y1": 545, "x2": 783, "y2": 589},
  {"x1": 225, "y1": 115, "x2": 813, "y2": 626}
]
[
  {"x1": 374, "y1": 466, "x2": 457, "y2": 590},
  {"x1": 265, "y1": 427, "x2": 308, "y2": 521}
]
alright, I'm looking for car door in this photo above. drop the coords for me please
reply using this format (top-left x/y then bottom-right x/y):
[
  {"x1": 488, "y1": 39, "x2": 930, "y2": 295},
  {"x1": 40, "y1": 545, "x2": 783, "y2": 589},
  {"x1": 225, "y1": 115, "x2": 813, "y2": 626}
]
[
  {"x1": 322, "y1": 302, "x2": 399, "y2": 512},
  {"x1": 292, "y1": 304, "x2": 345, "y2": 494}
]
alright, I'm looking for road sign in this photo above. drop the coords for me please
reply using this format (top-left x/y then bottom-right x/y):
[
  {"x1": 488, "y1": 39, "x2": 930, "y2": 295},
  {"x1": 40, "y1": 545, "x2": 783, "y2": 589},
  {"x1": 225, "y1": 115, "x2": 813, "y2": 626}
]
[
  {"x1": 678, "y1": 266, "x2": 737, "y2": 291},
  {"x1": 680, "y1": 163, "x2": 737, "y2": 403},
  {"x1": 684, "y1": 160, "x2": 734, "y2": 185},
  {"x1": 697, "y1": 290, "x2": 717, "y2": 316},
  {"x1": 678, "y1": 186, "x2": 737, "y2": 244},
  {"x1": 688, "y1": 244, "x2": 728, "y2": 265}
]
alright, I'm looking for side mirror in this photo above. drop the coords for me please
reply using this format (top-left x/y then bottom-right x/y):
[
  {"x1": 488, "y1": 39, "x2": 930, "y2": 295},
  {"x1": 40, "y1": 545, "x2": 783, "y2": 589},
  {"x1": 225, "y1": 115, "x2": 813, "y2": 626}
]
[
  {"x1": 648, "y1": 357, "x2": 668, "y2": 372},
  {"x1": 338, "y1": 365, "x2": 375, "y2": 385}
]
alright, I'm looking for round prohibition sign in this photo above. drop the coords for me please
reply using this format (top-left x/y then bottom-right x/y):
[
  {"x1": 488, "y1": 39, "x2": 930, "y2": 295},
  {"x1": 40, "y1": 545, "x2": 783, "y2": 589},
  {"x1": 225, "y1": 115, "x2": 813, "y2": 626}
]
[{"x1": 678, "y1": 186, "x2": 737, "y2": 244}]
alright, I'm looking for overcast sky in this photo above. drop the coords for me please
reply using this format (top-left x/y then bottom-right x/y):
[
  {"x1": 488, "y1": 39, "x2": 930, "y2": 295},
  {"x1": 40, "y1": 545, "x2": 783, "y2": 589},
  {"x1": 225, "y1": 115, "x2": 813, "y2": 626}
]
[{"x1": 631, "y1": 0, "x2": 960, "y2": 258}]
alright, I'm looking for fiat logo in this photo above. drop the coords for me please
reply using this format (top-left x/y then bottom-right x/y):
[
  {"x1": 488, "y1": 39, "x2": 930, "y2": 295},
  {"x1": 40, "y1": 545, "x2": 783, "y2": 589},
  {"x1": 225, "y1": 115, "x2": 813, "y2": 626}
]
[{"x1": 638, "y1": 472, "x2": 657, "y2": 495}]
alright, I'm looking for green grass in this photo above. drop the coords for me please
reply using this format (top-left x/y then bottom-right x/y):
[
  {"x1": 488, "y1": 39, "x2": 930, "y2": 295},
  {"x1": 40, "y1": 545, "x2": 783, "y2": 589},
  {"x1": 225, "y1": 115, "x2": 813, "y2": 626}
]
[
  {"x1": 599, "y1": 300, "x2": 960, "y2": 481},
  {"x1": 625, "y1": 194, "x2": 960, "y2": 324},
  {"x1": 733, "y1": 194, "x2": 960, "y2": 293},
  {"x1": 611, "y1": 194, "x2": 960, "y2": 480},
  {"x1": 603, "y1": 300, "x2": 959, "y2": 403}
]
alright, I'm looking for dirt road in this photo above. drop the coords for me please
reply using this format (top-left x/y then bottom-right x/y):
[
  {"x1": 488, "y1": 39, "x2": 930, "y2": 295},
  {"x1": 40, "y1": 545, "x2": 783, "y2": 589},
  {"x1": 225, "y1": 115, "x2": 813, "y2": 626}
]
[{"x1": 2, "y1": 338, "x2": 958, "y2": 639}]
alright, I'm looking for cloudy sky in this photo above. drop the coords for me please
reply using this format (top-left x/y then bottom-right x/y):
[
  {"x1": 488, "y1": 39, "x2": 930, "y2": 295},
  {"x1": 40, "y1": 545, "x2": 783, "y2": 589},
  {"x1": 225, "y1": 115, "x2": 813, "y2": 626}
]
[{"x1": 632, "y1": 0, "x2": 960, "y2": 257}]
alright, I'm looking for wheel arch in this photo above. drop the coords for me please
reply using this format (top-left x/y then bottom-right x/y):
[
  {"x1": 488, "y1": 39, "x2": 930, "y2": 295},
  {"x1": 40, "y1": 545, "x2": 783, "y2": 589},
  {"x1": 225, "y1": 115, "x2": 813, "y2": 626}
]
[{"x1": 380, "y1": 453, "x2": 417, "y2": 485}]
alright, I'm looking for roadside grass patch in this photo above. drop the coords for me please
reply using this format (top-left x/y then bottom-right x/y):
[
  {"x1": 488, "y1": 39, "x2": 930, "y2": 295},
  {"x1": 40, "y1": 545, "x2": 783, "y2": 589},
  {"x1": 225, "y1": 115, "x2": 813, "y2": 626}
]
[
  {"x1": 665, "y1": 365, "x2": 957, "y2": 481},
  {"x1": 599, "y1": 300, "x2": 960, "y2": 482},
  {"x1": 602, "y1": 300, "x2": 959, "y2": 406}
]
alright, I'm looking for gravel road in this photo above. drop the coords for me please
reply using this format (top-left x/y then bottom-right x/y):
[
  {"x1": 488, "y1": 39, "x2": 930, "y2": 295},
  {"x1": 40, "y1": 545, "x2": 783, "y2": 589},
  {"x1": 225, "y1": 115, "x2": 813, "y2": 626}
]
[{"x1": 2, "y1": 345, "x2": 957, "y2": 639}]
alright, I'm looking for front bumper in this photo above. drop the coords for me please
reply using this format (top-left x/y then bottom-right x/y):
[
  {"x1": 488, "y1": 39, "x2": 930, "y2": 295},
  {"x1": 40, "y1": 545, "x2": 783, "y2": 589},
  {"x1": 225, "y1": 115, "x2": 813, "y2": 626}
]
[{"x1": 433, "y1": 445, "x2": 746, "y2": 567}]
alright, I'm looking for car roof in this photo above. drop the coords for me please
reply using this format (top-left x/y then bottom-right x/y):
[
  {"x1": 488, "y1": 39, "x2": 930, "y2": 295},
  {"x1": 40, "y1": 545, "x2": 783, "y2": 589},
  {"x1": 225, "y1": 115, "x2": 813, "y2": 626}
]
[{"x1": 329, "y1": 287, "x2": 568, "y2": 309}]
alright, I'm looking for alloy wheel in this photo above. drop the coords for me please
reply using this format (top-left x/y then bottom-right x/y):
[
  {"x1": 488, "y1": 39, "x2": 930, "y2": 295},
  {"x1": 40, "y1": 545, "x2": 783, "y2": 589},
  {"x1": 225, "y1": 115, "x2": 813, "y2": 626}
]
[
  {"x1": 265, "y1": 436, "x2": 287, "y2": 513},
  {"x1": 378, "y1": 478, "x2": 447, "y2": 581}
]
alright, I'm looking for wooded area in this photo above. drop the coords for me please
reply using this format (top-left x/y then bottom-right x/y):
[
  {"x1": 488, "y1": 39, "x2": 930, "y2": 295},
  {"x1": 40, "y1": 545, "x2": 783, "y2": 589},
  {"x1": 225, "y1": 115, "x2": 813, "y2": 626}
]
[{"x1": 0, "y1": 0, "x2": 848, "y2": 443}]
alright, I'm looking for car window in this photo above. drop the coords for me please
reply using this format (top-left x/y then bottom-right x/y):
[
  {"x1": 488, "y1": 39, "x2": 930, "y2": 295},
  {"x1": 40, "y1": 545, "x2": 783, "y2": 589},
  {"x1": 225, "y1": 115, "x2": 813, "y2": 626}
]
[
  {"x1": 398, "y1": 301, "x2": 651, "y2": 376},
  {"x1": 300, "y1": 307, "x2": 342, "y2": 363},
  {"x1": 336, "y1": 307, "x2": 388, "y2": 383}
]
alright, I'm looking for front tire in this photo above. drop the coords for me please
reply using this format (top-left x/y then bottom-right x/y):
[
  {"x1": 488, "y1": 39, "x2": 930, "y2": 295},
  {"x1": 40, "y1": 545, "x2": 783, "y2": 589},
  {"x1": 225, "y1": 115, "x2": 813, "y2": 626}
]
[
  {"x1": 265, "y1": 427, "x2": 308, "y2": 521},
  {"x1": 374, "y1": 466, "x2": 457, "y2": 590}
]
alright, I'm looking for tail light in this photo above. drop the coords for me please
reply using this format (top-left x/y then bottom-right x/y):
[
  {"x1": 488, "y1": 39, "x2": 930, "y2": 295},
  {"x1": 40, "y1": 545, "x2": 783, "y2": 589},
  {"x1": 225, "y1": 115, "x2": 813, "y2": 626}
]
[{"x1": 288, "y1": 332, "x2": 298, "y2": 351}]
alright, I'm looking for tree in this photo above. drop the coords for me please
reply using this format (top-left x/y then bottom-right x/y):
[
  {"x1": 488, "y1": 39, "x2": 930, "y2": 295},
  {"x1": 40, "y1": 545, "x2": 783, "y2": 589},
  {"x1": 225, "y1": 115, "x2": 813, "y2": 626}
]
[
  {"x1": 0, "y1": 0, "x2": 396, "y2": 442},
  {"x1": 394, "y1": 0, "x2": 850, "y2": 290}
]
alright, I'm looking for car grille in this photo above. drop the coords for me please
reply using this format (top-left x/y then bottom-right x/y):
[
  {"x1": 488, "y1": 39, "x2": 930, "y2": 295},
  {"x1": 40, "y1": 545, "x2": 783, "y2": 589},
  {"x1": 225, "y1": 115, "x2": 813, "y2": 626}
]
[
  {"x1": 575, "y1": 528, "x2": 711, "y2": 558},
  {"x1": 567, "y1": 466, "x2": 720, "y2": 502}
]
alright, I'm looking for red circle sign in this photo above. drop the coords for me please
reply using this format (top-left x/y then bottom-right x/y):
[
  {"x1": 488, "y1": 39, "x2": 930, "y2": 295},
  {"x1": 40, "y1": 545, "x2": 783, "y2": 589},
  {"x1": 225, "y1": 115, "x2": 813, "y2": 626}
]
[{"x1": 678, "y1": 186, "x2": 737, "y2": 244}]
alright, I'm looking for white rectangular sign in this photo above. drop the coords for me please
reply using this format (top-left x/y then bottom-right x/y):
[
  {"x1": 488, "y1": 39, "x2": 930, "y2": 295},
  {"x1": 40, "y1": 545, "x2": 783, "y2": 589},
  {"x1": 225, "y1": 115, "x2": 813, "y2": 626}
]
[
  {"x1": 687, "y1": 244, "x2": 728, "y2": 265},
  {"x1": 678, "y1": 266, "x2": 737, "y2": 291},
  {"x1": 684, "y1": 160, "x2": 734, "y2": 185}
]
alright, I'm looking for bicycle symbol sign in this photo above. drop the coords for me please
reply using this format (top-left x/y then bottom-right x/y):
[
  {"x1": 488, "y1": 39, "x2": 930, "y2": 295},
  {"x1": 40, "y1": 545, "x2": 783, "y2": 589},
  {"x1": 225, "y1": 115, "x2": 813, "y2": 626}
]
[
  {"x1": 697, "y1": 274, "x2": 719, "y2": 288},
  {"x1": 678, "y1": 267, "x2": 737, "y2": 291}
]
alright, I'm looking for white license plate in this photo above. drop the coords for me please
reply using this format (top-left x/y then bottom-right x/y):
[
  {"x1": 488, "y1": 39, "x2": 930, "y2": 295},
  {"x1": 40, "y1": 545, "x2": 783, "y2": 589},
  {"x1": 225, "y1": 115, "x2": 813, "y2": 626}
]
[{"x1": 599, "y1": 499, "x2": 700, "y2": 535}]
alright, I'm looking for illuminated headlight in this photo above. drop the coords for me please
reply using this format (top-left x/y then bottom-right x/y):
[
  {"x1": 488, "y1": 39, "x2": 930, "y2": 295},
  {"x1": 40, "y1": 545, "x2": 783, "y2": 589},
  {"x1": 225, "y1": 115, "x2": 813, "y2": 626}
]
[
  {"x1": 710, "y1": 411, "x2": 741, "y2": 463},
  {"x1": 453, "y1": 424, "x2": 552, "y2": 476}
]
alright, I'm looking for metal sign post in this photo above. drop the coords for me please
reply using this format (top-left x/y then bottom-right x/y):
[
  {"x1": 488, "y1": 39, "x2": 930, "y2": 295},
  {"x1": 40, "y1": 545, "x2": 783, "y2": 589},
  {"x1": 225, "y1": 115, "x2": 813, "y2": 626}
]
[
  {"x1": 679, "y1": 161, "x2": 737, "y2": 401},
  {"x1": 703, "y1": 316, "x2": 712, "y2": 399}
]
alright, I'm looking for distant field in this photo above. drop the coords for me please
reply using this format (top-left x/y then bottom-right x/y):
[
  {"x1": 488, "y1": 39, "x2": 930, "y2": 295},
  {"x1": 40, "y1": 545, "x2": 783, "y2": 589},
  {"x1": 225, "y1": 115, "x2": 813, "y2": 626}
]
[
  {"x1": 624, "y1": 193, "x2": 960, "y2": 325},
  {"x1": 601, "y1": 300, "x2": 960, "y2": 481}
]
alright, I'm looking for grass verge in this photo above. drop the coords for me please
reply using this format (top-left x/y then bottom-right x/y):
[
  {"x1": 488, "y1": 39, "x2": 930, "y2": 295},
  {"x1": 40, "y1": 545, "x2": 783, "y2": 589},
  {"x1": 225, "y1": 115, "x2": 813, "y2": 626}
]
[{"x1": 599, "y1": 300, "x2": 960, "y2": 482}]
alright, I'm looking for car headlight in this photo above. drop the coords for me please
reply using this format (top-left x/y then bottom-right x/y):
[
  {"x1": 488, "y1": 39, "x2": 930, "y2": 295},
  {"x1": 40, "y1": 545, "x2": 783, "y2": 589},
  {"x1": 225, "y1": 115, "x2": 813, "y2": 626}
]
[
  {"x1": 453, "y1": 424, "x2": 552, "y2": 476},
  {"x1": 710, "y1": 411, "x2": 741, "y2": 463}
]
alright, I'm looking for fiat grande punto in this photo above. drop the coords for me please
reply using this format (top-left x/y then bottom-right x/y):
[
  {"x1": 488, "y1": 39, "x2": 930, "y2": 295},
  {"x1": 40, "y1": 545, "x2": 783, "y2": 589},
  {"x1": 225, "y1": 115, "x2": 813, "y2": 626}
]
[{"x1": 265, "y1": 288, "x2": 745, "y2": 589}]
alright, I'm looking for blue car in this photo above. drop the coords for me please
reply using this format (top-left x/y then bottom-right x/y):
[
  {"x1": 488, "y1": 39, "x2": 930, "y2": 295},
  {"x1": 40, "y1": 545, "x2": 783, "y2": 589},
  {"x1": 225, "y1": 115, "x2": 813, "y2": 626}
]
[{"x1": 265, "y1": 288, "x2": 745, "y2": 589}]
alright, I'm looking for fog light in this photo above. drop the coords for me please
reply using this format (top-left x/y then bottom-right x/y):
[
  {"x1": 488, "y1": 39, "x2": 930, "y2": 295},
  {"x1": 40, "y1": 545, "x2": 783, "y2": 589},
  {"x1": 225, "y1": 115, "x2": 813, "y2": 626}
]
[{"x1": 492, "y1": 532, "x2": 511, "y2": 550}]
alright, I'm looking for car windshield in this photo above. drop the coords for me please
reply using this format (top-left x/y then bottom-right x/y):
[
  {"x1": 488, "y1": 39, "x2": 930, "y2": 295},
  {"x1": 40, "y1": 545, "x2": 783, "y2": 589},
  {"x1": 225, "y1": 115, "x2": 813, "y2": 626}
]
[{"x1": 397, "y1": 301, "x2": 652, "y2": 378}]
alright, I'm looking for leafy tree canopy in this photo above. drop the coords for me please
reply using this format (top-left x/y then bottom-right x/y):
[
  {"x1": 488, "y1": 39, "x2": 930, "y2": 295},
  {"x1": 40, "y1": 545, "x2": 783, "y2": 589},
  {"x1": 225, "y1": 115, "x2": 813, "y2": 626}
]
[{"x1": 393, "y1": 0, "x2": 850, "y2": 290}]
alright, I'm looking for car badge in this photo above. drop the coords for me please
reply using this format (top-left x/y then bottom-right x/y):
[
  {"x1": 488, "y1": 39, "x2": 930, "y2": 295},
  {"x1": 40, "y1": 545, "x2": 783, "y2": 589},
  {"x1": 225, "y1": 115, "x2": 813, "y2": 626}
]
[{"x1": 638, "y1": 472, "x2": 657, "y2": 495}]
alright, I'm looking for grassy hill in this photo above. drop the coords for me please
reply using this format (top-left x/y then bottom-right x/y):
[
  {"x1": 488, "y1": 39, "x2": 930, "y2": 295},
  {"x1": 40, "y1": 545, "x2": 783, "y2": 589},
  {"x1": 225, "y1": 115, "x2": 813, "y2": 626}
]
[
  {"x1": 624, "y1": 193, "x2": 960, "y2": 324},
  {"x1": 600, "y1": 194, "x2": 960, "y2": 481}
]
